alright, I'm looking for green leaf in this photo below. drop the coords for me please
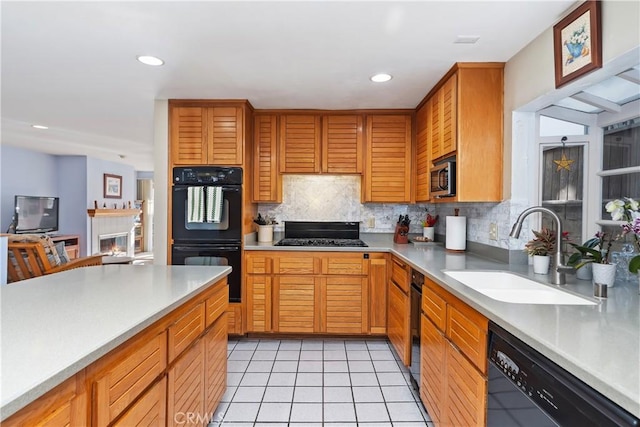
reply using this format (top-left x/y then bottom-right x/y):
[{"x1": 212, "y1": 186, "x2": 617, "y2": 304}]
[{"x1": 629, "y1": 256, "x2": 640, "y2": 274}]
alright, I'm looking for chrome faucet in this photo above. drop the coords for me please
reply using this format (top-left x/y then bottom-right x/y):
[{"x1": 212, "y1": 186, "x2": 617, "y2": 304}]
[{"x1": 509, "y1": 206, "x2": 572, "y2": 285}]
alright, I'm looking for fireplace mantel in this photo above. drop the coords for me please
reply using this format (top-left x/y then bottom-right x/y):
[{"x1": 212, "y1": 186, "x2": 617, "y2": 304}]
[{"x1": 87, "y1": 209, "x2": 140, "y2": 218}]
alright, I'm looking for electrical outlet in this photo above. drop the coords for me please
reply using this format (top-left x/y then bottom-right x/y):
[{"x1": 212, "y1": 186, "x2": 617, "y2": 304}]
[
  {"x1": 489, "y1": 223, "x2": 498, "y2": 241},
  {"x1": 367, "y1": 217, "x2": 375, "y2": 228}
]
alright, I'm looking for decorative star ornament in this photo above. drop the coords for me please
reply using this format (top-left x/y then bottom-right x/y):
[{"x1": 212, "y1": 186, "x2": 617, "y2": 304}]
[{"x1": 554, "y1": 153, "x2": 574, "y2": 171}]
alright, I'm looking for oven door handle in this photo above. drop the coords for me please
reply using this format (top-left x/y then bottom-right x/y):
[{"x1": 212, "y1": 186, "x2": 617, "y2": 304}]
[{"x1": 173, "y1": 245, "x2": 240, "y2": 252}]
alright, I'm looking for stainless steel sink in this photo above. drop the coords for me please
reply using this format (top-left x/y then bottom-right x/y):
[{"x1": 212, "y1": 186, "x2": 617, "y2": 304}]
[{"x1": 443, "y1": 271, "x2": 596, "y2": 305}]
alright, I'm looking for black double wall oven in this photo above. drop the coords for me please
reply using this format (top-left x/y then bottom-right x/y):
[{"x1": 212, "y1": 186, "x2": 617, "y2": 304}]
[{"x1": 171, "y1": 167, "x2": 242, "y2": 302}]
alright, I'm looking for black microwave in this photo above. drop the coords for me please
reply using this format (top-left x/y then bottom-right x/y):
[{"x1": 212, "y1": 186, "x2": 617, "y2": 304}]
[{"x1": 430, "y1": 161, "x2": 456, "y2": 197}]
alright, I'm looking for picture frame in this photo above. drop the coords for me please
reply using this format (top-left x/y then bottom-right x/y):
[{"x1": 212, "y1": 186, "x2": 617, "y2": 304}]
[
  {"x1": 103, "y1": 174, "x2": 122, "y2": 199},
  {"x1": 553, "y1": 0, "x2": 602, "y2": 88}
]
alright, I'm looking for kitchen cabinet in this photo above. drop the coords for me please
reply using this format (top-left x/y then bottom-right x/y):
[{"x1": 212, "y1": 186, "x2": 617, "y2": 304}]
[
  {"x1": 169, "y1": 102, "x2": 244, "y2": 166},
  {"x1": 363, "y1": 114, "x2": 412, "y2": 203},
  {"x1": 1, "y1": 372, "x2": 87, "y2": 427},
  {"x1": 369, "y1": 255, "x2": 388, "y2": 334},
  {"x1": 167, "y1": 338, "x2": 205, "y2": 422},
  {"x1": 417, "y1": 63, "x2": 504, "y2": 202},
  {"x1": 113, "y1": 377, "x2": 166, "y2": 426},
  {"x1": 387, "y1": 256, "x2": 411, "y2": 366},
  {"x1": 253, "y1": 114, "x2": 281, "y2": 202},
  {"x1": 279, "y1": 114, "x2": 322, "y2": 173},
  {"x1": 245, "y1": 251, "x2": 385, "y2": 335},
  {"x1": 415, "y1": 101, "x2": 431, "y2": 202},
  {"x1": 420, "y1": 277, "x2": 488, "y2": 427},
  {"x1": 227, "y1": 303, "x2": 243, "y2": 335},
  {"x1": 322, "y1": 114, "x2": 363, "y2": 174}
]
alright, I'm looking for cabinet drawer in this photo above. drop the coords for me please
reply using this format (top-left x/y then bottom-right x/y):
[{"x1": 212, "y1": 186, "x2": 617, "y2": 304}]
[
  {"x1": 205, "y1": 282, "x2": 229, "y2": 327},
  {"x1": 246, "y1": 255, "x2": 272, "y2": 274},
  {"x1": 391, "y1": 257, "x2": 410, "y2": 293},
  {"x1": 168, "y1": 302, "x2": 205, "y2": 362},
  {"x1": 422, "y1": 284, "x2": 447, "y2": 332},
  {"x1": 322, "y1": 255, "x2": 368, "y2": 275},
  {"x1": 93, "y1": 332, "x2": 167, "y2": 426},
  {"x1": 274, "y1": 255, "x2": 320, "y2": 275},
  {"x1": 447, "y1": 304, "x2": 488, "y2": 373}
]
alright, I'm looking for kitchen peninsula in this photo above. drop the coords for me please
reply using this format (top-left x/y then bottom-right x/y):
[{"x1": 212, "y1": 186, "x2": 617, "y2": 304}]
[
  {"x1": 245, "y1": 233, "x2": 640, "y2": 421},
  {"x1": 0, "y1": 265, "x2": 231, "y2": 425}
]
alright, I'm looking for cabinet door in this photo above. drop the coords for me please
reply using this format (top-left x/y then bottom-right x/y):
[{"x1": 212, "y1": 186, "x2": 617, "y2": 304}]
[
  {"x1": 322, "y1": 276, "x2": 368, "y2": 334},
  {"x1": 441, "y1": 74, "x2": 457, "y2": 157},
  {"x1": 168, "y1": 302, "x2": 205, "y2": 362},
  {"x1": 322, "y1": 114, "x2": 363, "y2": 174},
  {"x1": 208, "y1": 107, "x2": 243, "y2": 165},
  {"x1": 430, "y1": 90, "x2": 442, "y2": 161},
  {"x1": 167, "y1": 340, "x2": 205, "y2": 424},
  {"x1": 364, "y1": 115, "x2": 412, "y2": 203},
  {"x1": 321, "y1": 253, "x2": 368, "y2": 275},
  {"x1": 93, "y1": 332, "x2": 167, "y2": 426},
  {"x1": 280, "y1": 115, "x2": 321, "y2": 173},
  {"x1": 113, "y1": 377, "x2": 167, "y2": 426},
  {"x1": 227, "y1": 303, "x2": 243, "y2": 335},
  {"x1": 204, "y1": 315, "x2": 228, "y2": 416},
  {"x1": 415, "y1": 100, "x2": 431, "y2": 202},
  {"x1": 273, "y1": 254, "x2": 320, "y2": 275},
  {"x1": 246, "y1": 275, "x2": 273, "y2": 332},
  {"x1": 387, "y1": 279, "x2": 411, "y2": 366},
  {"x1": 447, "y1": 303, "x2": 487, "y2": 373},
  {"x1": 445, "y1": 342, "x2": 487, "y2": 427},
  {"x1": 420, "y1": 314, "x2": 446, "y2": 427},
  {"x1": 369, "y1": 256, "x2": 388, "y2": 334},
  {"x1": 273, "y1": 276, "x2": 320, "y2": 333},
  {"x1": 253, "y1": 114, "x2": 281, "y2": 202},
  {"x1": 171, "y1": 106, "x2": 207, "y2": 165}
]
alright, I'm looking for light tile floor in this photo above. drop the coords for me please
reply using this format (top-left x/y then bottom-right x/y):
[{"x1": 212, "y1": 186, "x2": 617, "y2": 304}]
[{"x1": 211, "y1": 338, "x2": 433, "y2": 426}]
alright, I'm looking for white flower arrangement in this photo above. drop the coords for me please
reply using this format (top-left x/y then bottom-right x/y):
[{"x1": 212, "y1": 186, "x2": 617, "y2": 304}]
[
  {"x1": 568, "y1": 25, "x2": 589, "y2": 45},
  {"x1": 605, "y1": 197, "x2": 640, "y2": 273}
]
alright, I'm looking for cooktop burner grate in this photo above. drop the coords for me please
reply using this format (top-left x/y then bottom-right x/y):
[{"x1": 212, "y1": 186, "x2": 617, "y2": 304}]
[{"x1": 274, "y1": 238, "x2": 368, "y2": 247}]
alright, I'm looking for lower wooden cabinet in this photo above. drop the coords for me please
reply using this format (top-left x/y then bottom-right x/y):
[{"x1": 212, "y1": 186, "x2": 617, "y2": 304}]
[
  {"x1": 420, "y1": 278, "x2": 488, "y2": 427},
  {"x1": 2, "y1": 372, "x2": 87, "y2": 427},
  {"x1": 387, "y1": 279, "x2": 411, "y2": 366},
  {"x1": 227, "y1": 302, "x2": 243, "y2": 335},
  {"x1": 168, "y1": 339, "x2": 205, "y2": 423},
  {"x1": 273, "y1": 276, "x2": 320, "y2": 333},
  {"x1": 245, "y1": 251, "x2": 387, "y2": 335},
  {"x1": 114, "y1": 377, "x2": 167, "y2": 426},
  {"x1": 204, "y1": 315, "x2": 228, "y2": 413}
]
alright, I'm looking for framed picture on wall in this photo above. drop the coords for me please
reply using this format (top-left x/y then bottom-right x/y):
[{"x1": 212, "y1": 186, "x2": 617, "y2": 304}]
[
  {"x1": 553, "y1": 0, "x2": 602, "y2": 88},
  {"x1": 104, "y1": 173, "x2": 122, "y2": 199}
]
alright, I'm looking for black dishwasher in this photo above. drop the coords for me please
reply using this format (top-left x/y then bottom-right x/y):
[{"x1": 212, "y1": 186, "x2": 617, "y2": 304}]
[
  {"x1": 409, "y1": 268, "x2": 424, "y2": 391},
  {"x1": 488, "y1": 322, "x2": 639, "y2": 427}
]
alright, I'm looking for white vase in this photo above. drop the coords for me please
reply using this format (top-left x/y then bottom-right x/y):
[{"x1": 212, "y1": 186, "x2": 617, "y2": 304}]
[
  {"x1": 532, "y1": 255, "x2": 550, "y2": 275},
  {"x1": 592, "y1": 263, "x2": 617, "y2": 287},
  {"x1": 575, "y1": 262, "x2": 592, "y2": 281},
  {"x1": 257, "y1": 225, "x2": 274, "y2": 242},
  {"x1": 423, "y1": 227, "x2": 435, "y2": 241}
]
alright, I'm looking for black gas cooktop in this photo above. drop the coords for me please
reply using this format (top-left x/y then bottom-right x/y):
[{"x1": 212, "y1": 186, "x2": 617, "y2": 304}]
[
  {"x1": 274, "y1": 221, "x2": 368, "y2": 247},
  {"x1": 275, "y1": 238, "x2": 368, "y2": 247}
]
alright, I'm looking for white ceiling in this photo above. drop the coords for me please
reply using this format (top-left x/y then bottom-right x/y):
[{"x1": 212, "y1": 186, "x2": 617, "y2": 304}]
[{"x1": 1, "y1": 1, "x2": 578, "y2": 171}]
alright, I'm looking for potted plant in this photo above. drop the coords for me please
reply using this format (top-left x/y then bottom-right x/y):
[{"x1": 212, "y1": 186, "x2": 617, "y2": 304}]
[
  {"x1": 524, "y1": 228, "x2": 556, "y2": 274},
  {"x1": 568, "y1": 231, "x2": 619, "y2": 287},
  {"x1": 253, "y1": 213, "x2": 278, "y2": 242},
  {"x1": 421, "y1": 211, "x2": 439, "y2": 241},
  {"x1": 606, "y1": 198, "x2": 640, "y2": 274}
]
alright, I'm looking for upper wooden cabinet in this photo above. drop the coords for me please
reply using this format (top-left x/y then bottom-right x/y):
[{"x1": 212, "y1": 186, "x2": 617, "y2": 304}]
[
  {"x1": 170, "y1": 102, "x2": 245, "y2": 166},
  {"x1": 363, "y1": 114, "x2": 413, "y2": 203},
  {"x1": 253, "y1": 114, "x2": 281, "y2": 202},
  {"x1": 279, "y1": 114, "x2": 322, "y2": 173},
  {"x1": 322, "y1": 115, "x2": 363, "y2": 174},
  {"x1": 417, "y1": 63, "x2": 504, "y2": 202}
]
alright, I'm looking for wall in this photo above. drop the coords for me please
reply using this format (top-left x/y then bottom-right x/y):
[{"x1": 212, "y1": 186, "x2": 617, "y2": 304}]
[
  {"x1": 0, "y1": 145, "x2": 59, "y2": 231},
  {"x1": 57, "y1": 156, "x2": 88, "y2": 253}
]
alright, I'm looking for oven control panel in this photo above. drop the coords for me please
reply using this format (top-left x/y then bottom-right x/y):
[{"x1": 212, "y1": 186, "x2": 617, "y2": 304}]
[{"x1": 174, "y1": 167, "x2": 242, "y2": 185}]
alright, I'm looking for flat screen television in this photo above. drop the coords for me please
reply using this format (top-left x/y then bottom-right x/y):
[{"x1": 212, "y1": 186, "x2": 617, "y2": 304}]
[{"x1": 14, "y1": 195, "x2": 59, "y2": 234}]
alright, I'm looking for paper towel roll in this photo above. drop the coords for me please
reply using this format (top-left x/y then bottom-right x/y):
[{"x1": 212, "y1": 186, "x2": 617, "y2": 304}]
[{"x1": 446, "y1": 216, "x2": 467, "y2": 251}]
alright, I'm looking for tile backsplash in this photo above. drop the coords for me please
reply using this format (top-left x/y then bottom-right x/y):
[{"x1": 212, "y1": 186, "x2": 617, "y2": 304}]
[{"x1": 257, "y1": 175, "x2": 534, "y2": 251}]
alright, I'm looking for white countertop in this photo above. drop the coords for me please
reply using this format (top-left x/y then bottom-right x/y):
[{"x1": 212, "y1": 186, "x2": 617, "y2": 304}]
[
  {"x1": 246, "y1": 233, "x2": 640, "y2": 418},
  {"x1": 0, "y1": 264, "x2": 231, "y2": 421}
]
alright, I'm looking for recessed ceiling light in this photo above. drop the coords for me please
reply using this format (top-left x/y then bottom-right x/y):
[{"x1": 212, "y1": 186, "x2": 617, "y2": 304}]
[
  {"x1": 371, "y1": 73, "x2": 392, "y2": 83},
  {"x1": 454, "y1": 36, "x2": 480, "y2": 44},
  {"x1": 32, "y1": 124, "x2": 48, "y2": 129},
  {"x1": 136, "y1": 55, "x2": 164, "y2": 66}
]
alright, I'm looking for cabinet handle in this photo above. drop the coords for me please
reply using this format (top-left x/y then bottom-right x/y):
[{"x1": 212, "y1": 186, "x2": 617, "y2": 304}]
[{"x1": 393, "y1": 258, "x2": 406, "y2": 268}]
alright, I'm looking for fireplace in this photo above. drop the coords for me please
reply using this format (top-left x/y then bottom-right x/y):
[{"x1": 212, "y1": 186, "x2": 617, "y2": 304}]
[{"x1": 99, "y1": 232, "x2": 129, "y2": 256}]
